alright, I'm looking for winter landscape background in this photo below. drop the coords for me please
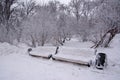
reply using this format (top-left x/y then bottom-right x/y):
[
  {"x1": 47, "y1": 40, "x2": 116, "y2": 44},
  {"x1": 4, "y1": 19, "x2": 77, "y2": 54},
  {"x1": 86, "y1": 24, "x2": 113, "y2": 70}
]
[{"x1": 0, "y1": 0, "x2": 120, "y2": 80}]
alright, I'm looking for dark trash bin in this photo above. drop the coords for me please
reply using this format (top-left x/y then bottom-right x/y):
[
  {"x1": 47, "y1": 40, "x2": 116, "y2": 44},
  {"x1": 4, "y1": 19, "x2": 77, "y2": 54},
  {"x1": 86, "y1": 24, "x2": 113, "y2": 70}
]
[{"x1": 95, "y1": 53, "x2": 107, "y2": 70}]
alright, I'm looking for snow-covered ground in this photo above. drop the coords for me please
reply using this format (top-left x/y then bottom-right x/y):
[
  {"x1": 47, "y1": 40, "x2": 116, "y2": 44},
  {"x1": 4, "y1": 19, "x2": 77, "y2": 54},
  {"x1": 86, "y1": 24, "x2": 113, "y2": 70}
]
[{"x1": 0, "y1": 34, "x2": 120, "y2": 80}]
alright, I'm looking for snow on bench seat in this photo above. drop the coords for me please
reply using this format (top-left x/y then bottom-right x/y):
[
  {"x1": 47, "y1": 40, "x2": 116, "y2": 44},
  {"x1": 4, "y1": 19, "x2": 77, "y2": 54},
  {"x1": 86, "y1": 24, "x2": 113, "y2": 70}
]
[
  {"x1": 52, "y1": 47, "x2": 95, "y2": 65},
  {"x1": 29, "y1": 47, "x2": 56, "y2": 59}
]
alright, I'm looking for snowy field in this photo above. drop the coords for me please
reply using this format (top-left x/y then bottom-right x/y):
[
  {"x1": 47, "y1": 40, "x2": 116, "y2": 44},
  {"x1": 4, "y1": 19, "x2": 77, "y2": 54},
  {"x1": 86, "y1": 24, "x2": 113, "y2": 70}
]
[{"x1": 0, "y1": 34, "x2": 120, "y2": 80}]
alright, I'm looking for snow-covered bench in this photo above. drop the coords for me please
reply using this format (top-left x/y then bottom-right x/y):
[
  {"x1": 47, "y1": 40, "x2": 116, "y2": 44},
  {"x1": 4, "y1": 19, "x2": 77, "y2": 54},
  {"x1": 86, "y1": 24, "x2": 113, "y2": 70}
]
[
  {"x1": 52, "y1": 47, "x2": 95, "y2": 66},
  {"x1": 29, "y1": 47, "x2": 56, "y2": 59}
]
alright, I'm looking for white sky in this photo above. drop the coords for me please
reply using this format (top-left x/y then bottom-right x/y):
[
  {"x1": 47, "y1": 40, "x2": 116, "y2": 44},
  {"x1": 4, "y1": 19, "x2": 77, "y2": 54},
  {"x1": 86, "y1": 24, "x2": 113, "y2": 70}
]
[{"x1": 35, "y1": 0, "x2": 71, "y2": 4}]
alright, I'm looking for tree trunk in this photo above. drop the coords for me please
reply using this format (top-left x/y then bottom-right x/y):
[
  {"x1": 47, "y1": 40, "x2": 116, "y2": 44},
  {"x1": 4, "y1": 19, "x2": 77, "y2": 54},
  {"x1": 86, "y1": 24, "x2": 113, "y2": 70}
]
[{"x1": 92, "y1": 27, "x2": 118, "y2": 48}]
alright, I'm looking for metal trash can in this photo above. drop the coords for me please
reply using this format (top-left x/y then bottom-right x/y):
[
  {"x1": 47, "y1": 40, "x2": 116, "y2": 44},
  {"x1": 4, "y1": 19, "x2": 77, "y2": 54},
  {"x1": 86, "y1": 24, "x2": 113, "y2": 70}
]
[{"x1": 95, "y1": 53, "x2": 107, "y2": 70}]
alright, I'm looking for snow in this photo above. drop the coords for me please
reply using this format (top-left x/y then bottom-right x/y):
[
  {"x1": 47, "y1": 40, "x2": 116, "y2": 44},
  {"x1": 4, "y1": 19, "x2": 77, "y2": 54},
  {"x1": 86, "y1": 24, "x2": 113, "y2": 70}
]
[
  {"x1": 29, "y1": 46, "x2": 56, "y2": 58},
  {"x1": 52, "y1": 47, "x2": 95, "y2": 65},
  {"x1": 0, "y1": 42, "x2": 28, "y2": 56},
  {"x1": 64, "y1": 38, "x2": 93, "y2": 48},
  {"x1": 0, "y1": 34, "x2": 120, "y2": 80}
]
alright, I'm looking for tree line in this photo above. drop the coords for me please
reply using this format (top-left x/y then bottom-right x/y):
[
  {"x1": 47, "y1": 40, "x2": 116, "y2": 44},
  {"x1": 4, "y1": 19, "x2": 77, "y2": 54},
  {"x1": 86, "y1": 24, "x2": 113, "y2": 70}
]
[{"x1": 0, "y1": 0, "x2": 120, "y2": 48}]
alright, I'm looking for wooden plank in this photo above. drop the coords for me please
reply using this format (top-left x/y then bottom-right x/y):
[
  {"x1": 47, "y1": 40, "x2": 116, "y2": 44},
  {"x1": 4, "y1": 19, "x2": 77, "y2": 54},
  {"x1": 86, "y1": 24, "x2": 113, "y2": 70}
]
[
  {"x1": 29, "y1": 53, "x2": 52, "y2": 59},
  {"x1": 28, "y1": 47, "x2": 56, "y2": 59},
  {"x1": 52, "y1": 55, "x2": 89, "y2": 66}
]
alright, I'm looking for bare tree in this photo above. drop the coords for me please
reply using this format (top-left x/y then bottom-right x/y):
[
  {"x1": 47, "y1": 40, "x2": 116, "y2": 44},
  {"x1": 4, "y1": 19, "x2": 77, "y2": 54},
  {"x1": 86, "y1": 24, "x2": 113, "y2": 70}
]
[
  {"x1": 22, "y1": 5, "x2": 55, "y2": 47},
  {"x1": 0, "y1": 0, "x2": 17, "y2": 43},
  {"x1": 91, "y1": 0, "x2": 120, "y2": 48},
  {"x1": 15, "y1": 0, "x2": 36, "y2": 43},
  {"x1": 69, "y1": 0, "x2": 95, "y2": 42},
  {"x1": 69, "y1": 0, "x2": 84, "y2": 23}
]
